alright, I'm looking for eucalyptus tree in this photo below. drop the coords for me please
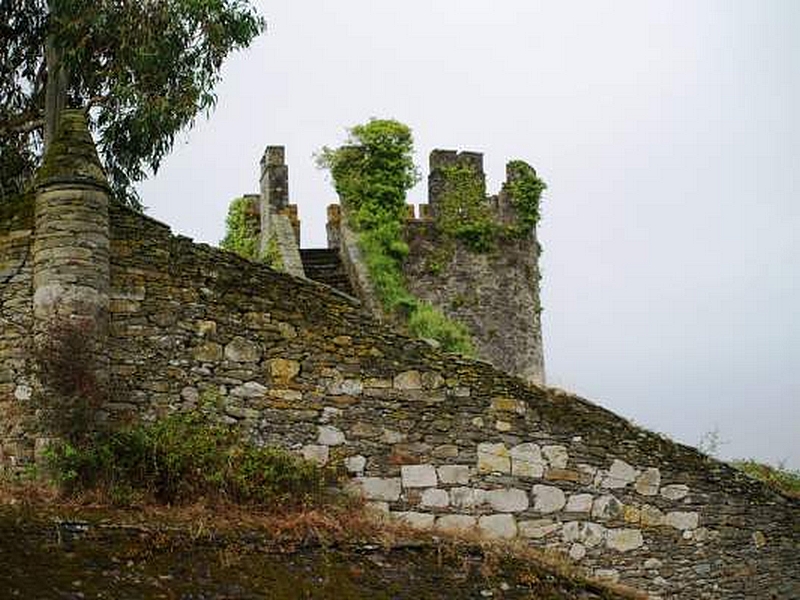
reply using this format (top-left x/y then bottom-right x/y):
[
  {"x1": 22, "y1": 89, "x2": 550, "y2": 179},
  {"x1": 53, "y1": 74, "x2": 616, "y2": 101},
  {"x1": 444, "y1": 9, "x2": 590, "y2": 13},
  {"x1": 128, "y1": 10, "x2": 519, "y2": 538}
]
[{"x1": 0, "y1": 0, "x2": 264, "y2": 206}]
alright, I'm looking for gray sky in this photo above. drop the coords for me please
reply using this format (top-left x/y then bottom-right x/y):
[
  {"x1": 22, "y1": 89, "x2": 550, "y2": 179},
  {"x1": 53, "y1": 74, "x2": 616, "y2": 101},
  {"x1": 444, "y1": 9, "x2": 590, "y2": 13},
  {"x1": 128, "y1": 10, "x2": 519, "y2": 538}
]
[{"x1": 137, "y1": 1, "x2": 800, "y2": 469}]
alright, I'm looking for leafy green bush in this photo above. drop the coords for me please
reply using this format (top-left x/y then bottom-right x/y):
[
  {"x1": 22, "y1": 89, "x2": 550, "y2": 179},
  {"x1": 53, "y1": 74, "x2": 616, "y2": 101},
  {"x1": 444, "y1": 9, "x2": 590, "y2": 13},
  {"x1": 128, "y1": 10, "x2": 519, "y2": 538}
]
[
  {"x1": 220, "y1": 196, "x2": 260, "y2": 260},
  {"x1": 318, "y1": 119, "x2": 473, "y2": 355},
  {"x1": 45, "y1": 411, "x2": 326, "y2": 508}
]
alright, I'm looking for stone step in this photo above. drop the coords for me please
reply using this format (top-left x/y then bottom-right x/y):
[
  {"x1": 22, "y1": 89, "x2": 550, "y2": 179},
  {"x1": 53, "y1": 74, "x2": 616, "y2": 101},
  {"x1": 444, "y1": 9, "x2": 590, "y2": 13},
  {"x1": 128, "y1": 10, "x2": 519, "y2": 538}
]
[{"x1": 300, "y1": 249, "x2": 354, "y2": 297}]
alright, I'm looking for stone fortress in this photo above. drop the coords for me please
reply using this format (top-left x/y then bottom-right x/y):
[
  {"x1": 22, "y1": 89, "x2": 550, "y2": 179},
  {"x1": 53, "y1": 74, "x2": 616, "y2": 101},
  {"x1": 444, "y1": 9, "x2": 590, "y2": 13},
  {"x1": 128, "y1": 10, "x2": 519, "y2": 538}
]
[
  {"x1": 251, "y1": 144, "x2": 545, "y2": 385},
  {"x1": 0, "y1": 111, "x2": 798, "y2": 599}
]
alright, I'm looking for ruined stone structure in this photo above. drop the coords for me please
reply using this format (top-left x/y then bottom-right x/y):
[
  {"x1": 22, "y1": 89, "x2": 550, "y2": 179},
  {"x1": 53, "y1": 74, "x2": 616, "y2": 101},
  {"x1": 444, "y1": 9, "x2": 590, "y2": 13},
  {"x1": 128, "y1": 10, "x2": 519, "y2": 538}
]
[
  {"x1": 1, "y1": 112, "x2": 799, "y2": 598},
  {"x1": 252, "y1": 145, "x2": 546, "y2": 386}
]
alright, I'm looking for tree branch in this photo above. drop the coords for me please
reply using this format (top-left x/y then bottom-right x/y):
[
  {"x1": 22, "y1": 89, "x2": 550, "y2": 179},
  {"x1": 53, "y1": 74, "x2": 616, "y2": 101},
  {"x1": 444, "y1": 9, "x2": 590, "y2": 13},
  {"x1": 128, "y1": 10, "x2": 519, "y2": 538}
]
[{"x1": 0, "y1": 112, "x2": 44, "y2": 136}]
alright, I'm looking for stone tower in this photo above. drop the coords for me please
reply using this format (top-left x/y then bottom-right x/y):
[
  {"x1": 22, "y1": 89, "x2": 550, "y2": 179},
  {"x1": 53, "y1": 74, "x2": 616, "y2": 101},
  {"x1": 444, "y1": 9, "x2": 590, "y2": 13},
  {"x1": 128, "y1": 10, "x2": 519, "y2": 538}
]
[{"x1": 32, "y1": 110, "x2": 111, "y2": 388}]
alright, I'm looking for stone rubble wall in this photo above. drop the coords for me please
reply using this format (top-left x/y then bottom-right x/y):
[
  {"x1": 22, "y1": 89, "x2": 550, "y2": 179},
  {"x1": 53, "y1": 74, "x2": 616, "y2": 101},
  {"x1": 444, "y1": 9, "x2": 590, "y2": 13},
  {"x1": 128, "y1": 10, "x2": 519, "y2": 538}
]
[
  {"x1": 98, "y1": 203, "x2": 798, "y2": 599},
  {"x1": 0, "y1": 226, "x2": 35, "y2": 466}
]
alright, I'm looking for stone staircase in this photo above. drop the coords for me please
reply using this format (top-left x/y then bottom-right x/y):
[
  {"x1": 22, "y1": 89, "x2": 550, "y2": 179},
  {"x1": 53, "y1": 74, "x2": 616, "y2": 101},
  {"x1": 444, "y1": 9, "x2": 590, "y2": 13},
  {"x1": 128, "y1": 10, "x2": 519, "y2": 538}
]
[{"x1": 300, "y1": 248, "x2": 354, "y2": 297}]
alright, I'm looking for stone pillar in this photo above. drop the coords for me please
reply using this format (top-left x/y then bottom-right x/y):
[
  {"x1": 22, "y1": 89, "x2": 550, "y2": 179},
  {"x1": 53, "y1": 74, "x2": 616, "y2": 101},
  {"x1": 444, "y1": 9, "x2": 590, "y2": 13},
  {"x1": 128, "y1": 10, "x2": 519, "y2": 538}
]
[
  {"x1": 32, "y1": 109, "x2": 111, "y2": 388},
  {"x1": 260, "y1": 146, "x2": 288, "y2": 211}
]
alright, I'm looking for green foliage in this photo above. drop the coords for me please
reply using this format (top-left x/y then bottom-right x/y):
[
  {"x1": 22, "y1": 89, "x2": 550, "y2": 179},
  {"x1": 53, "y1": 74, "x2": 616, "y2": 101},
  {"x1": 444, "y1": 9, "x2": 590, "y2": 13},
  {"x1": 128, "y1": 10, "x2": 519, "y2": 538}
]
[
  {"x1": 0, "y1": 0, "x2": 264, "y2": 207},
  {"x1": 318, "y1": 119, "x2": 472, "y2": 355},
  {"x1": 317, "y1": 119, "x2": 419, "y2": 230},
  {"x1": 433, "y1": 159, "x2": 546, "y2": 251},
  {"x1": 262, "y1": 233, "x2": 284, "y2": 270},
  {"x1": 45, "y1": 411, "x2": 327, "y2": 507},
  {"x1": 731, "y1": 459, "x2": 800, "y2": 499},
  {"x1": 436, "y1": 164, "x2": 500, "y2": 252},
  {"x1": 504, "y1": 160, "x2": 547, "y2": 236},
  {"x1": 220, "y1": 196, "x2": 260, "y2": 260}
]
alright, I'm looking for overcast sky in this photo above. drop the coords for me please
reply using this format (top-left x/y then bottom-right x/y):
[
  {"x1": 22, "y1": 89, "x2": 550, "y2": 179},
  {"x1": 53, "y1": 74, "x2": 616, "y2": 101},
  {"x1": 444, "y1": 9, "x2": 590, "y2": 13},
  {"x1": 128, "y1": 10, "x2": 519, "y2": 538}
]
[{"x1": 137, "y1": 1, "x2": 799, "y2": 469}]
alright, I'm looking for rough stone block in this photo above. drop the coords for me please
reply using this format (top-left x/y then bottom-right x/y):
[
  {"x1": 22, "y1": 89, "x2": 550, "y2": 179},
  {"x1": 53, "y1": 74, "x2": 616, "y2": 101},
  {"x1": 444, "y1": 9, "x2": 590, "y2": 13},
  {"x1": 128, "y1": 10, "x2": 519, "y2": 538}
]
[
  {"x1": 420, "y1": 488, "x2": 449, "y2": 508},
  {"x1": 562, "y1": 521, "x2": 606, "y2": 547},
  {"x1": 569, "y1": 543, "x2": 586, "y2": 561},
  {"x1": 591, "y1": 494, "x2": 623, "y2": 521},
  {"x1": 542, "y1": 445, "x2": 568, "y2": 469},
  {"x1": 565, "y1": 493, "x2": 593, "y2": 513},
  {"x1": 437, "y1": 464, "x2": 471, "y2": 485},
  {"x1": 478, "y1": 514, "x2": 518, "y2": 539},
  {"x1": 328, "y1": 378, "x2": 362, "y2": 396},
  {"x1": 267, "y1": 358, "x2": 300, "y2": 383},
  {"x1": 602, "y1": 459, "x2": 638, "y2": 489},
  {"x1": 344, "y1": 455, "x2": 367, "y2": 474},
  {"x1": 300, "y1": 444, "x2": 329, "y2": 465},
  {"x1": 510, "y1": 443, "x2": 545, "y2": 478},
  {"x1": 635, "y1": 504, "x2": 660, "y2": 528},
  {"x1": 192, "y1": 341, "x2": 222, "y2": 363},
  {"x1": 634, "y1": 467, "x2": 661, "y2": 496},
  {"x1": 401, "y1": 464, "x2": 437, "y2": 488},
  {"x1": 665, "y1": 511, "x2": 699, "y2": 531},
  {"x1": 224, "y1": 337, "x2": 261, "y2": 363},
  {"x1": 393, "y1": 370, "x2": 422, "y2": 390},
  {"x1": 449, "y1": 487, "x2": 486, "y2": 509},
  {"x1": 606, "y1": 528, "x2": 644, "y2": 552},
  {"x1": 393, "y1": 511, "x2": 435, "y2": 530},
  {"x1": 477, "y1": 442, "x2": 510, "y2": 473},
  {"x1": 486, "y1": 488, "x2": 529, "y2": 512},
  {"x1": 660, "y1": 484, "x2": 689, "y2": 501},
  {"x1": 518, "y1": 519, "x2": 561, "y2": 539},
  {"x1": 435, "y1": 514, "x2": 477, "y2": 533},
  {"x1": 230, "y1": 381, "x2": 268, "y2": 399},
  {"x1": 357, "y1": 477, "x2": 402, "y2": 502},
  {"x1": 318, "y1": 425, "x2": 345, "y2": 446},
  {"x1": 491, "y1": 397, "x2": 526, "y2": 414},
  {"x1": 532, "y1": 484, "x2": 566, "y2": 513}
]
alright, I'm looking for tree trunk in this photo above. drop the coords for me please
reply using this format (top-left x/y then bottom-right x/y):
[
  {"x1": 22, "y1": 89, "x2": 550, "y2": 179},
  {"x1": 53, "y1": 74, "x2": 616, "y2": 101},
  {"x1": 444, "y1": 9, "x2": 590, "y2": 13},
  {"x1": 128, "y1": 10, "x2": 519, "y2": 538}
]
[{"x1": 43, "y1": 2, "x2": 68, "y2": 150}]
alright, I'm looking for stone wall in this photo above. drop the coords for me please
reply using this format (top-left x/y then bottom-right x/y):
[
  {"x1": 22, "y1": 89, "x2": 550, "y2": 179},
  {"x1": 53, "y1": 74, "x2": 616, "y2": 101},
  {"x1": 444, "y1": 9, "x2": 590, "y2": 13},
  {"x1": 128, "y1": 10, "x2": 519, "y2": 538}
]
[
  {"x1": 101, "y1": 205, "x2": 799, "y2": 599},
  {"x1": 0, "y1": 209, "x2": 34, "y2": 467},
  {"x1": 1, "y1": 123, "x2": 798, "y2": 598}
]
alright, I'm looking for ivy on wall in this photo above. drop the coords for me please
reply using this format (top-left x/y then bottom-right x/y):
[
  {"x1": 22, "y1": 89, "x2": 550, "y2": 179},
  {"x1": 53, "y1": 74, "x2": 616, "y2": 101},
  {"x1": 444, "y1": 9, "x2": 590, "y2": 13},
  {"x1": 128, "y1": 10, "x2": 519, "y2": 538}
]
[
  {"x1": 220, "y1": 196, "x2": 260, "y2": 260},
  {"x1": 318, "y1": 119, "x2": 473, "y2": 355},
  {"x1": 435, "y1": 159, "x2": 547, "y2": 252},
  {"x1": 504, "y1": 160, "x2": 547, "y2": 237}
]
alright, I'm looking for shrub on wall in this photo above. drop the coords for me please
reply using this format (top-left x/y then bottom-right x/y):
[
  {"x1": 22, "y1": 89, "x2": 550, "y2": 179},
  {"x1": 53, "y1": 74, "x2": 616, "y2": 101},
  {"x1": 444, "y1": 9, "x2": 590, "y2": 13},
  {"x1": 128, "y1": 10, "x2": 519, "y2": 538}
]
[
  {"x1": 45, "y1": 410, "x2": 328, "y2": 507},
  {"x1": 31, "y1": 318, "x2": 105, "y2": 445},
  {"x1": 318, "y1": 120, "x2": 473, "y2": 355}
]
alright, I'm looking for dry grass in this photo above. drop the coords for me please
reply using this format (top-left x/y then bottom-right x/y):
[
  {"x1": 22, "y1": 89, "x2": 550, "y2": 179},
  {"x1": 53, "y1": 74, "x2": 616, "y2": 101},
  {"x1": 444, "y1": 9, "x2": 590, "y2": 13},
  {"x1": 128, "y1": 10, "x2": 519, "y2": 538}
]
[{"x1": 0, "y1": 482, "x2": 647, "y2": 600}]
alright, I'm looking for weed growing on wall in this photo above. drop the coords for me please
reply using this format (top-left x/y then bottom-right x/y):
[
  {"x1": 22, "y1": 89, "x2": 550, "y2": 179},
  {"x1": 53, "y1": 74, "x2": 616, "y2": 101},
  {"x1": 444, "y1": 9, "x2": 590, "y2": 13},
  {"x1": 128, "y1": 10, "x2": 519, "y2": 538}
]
[
  {"x1": 221, "y1": 196, "x2": 260, "y2": 260},
  {"x1": 31, "y1": 318, "x2": 105, "y2": 445},
  {"x1": 45, "y1": 411, "x2": 329, "y2": 508},
  {"x1": 318, "y1": 119, "x2": 473, "y2": 355}
]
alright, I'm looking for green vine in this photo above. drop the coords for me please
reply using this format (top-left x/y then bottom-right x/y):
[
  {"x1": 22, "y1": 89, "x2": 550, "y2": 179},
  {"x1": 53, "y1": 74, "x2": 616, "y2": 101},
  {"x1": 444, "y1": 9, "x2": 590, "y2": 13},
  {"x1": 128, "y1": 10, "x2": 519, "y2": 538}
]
[
  {"x1": 433, "y1": 159, "x2": 546, "y2": 251},
  {"x1": 318, "y1": 119, "x2": 473, "y2": 355},
  {"x1": 504, "y1": 160, "x2": 547, "y2": 237},
  {"x1": 262, "y1": 234, "x2": 284, "y2": 270},
  {"x1": 437, "y1": 164, "x2": 500, "y2": 252},
  {"x1": 220, "y1": 196, "x2": 260, "y2": 260}
]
